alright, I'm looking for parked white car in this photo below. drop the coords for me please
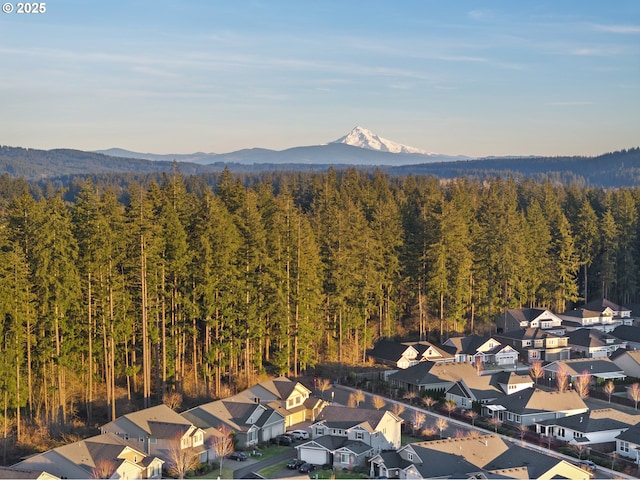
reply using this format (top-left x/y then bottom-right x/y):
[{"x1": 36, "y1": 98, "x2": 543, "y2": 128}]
[{"x1": 289, "y1": 429, "x2": 309, "y2": 440}]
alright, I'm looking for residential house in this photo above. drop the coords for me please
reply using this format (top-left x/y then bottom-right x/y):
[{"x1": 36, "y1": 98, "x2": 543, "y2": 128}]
[
  {"x1": 445, "y1": 371, "x2": 534, "y2": 409},
  {"x1": 369, "y1": 434, "x2": 591, "y2": 479},
  {"x1": 12, "y1": 433, "x2": 164, "y2": 480},
  {"x1": 406, "y1": 341, "x2": 455, "y2": 364},
  {"x1": 231, "y1": 376, "x2": 322, "y2": 426},
  {"x1": 611, "y1": 326, "x2": 640, "y2": 351},
  {"x1": 442, "y1": 335, "x2": 518, "y2": 367},
  {"x1": 100, "y1": 404, "x2": 207, "y2": 465},
  {"x1": 497, "y1": 308, "x2": 564, "y2": 334},
  {"x1": 295, "y1": 405, "x2": 402, "y2": 468},
  {"x1": 367, "y1": 340, "x2": 420, "y2": 369},
  {"x1": 534, "y1": 408, "x2": 640, "y2": 450},
  {"x1": 0, "y1": 467, "x2": 59, "y2": 480},
  {"x1": 543, "y1": 358, "x2": 626, "y2": 386},
  {"x1": 561, "y1": 299, "x2": 633, "y2": 333},
  {"x1": 567, "y1": 328, "x2": 627, "y2": 358},
  {"x1": 494, "y1": 328, "x2": 571, "y2": 363},
  {"x1": 388, "y1": 361, "x2": 478, "y2": 394},
  {"x1": 611, "y1": 348, "x2": 640, "y2": 378},
  {"x1": 616, "y1": 424, "x2": 640, "y2": 464},
  {"x1": 181, "y1": 399, "x2": 285, "y2": 451},
  {"x1": 483, "y1": 388, "x2": 589, "y2": 426}
]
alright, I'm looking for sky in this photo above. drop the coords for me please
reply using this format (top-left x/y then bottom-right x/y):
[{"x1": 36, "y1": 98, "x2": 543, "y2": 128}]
[{"x1": 1, "y1": 1, "x2": 638, "y2": 157}]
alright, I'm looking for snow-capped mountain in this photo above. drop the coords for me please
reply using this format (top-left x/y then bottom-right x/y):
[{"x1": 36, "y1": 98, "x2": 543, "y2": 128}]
[{"x1": 332, "y1": 126, "x2": 433, "y2": 155}]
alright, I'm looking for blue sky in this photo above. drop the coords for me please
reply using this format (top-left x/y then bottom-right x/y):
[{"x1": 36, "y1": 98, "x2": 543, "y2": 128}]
[{"x1": 1, "y1": 1, "x2": 638, "y2": 156}]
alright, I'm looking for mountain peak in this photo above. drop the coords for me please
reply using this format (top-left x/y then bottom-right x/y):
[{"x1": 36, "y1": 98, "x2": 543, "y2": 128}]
[{"x1": 332, "y1": 126, "x2": 432, "y2": 155}]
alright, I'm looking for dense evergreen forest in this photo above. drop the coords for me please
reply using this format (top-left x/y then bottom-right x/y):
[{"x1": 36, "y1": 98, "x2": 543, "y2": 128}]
[{"x1": 0, "y1": 167, "x2": 638, "y2": 452}]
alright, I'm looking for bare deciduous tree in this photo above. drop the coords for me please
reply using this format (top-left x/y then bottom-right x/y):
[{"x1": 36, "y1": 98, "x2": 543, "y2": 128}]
[
  {"x1": 628, "y1": 383, "x2": 640, "y2": 410},
  {"x1": 163, "y1": 390, "x2": 183, "y2": 410},
  {"x1": 421, "y1": 425, "x2": 437, "y2": 439},
  {"x1": 91, "y1": 459, "x2": 116, "y2": 479},
  {"x1": 574, "y1": 370, "x2": 592, "y2": 399},
  {"x1": 488, "y1": 417, "x2": 501, "y2": 433},
  {"x1": 435, "y1": 417, "x2": 448, "y2": 438},
  {"x1": 353, "y1": 389, "x2": 365, "y2": 407},
  {"x1": 317, "y1": 378, "x2": 331, "y2": 401},
  {"x1": 166, "y1": 434, "x2": 200, "y2": 479},
  {"x1": 391, "y1": 402, "x2": 405, "y2": 417},
  {"x1": 411, "y1": 410, "x2": 426, "y2": 435},
  {"x1": 604, "y1": 381, "x2": 615, "y2": 403},
  {"x1": 403, "y1": 390, "x2": 418, "y2": 405},
  {"x1": 466, "y1": 410, "x2": 478, "y2": 426},
  {"x1": 211, "y1": 424, "x2": 235, "y2": 477},
  {"x1": 422, "y1": 396, "x2": 436, "y2": 411},
  {"x1": 556, "y1": 363, "x2": 569, "y2": 392},
  {"x1": 372, "y1": 396, "x2": 386, "y2": 410},
  {"x1": 529, "y1": 360, "x2": 544, "y2": 385},
  {"x1": 443, "y1": 400, "x2": 456, "y2": 417}
]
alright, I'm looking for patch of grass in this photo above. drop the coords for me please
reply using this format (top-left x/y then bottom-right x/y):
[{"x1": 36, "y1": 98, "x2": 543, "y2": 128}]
[
  {"x1": 257, "y1": 459, "x2": 290, "y2": 479},
  {"x1": 250, "y1": 444, "x2": 290, "y2": 459},
  {"x1": 191, "y1": 465, "x2": 234, "y2": 479},
  {"x1": 314, "y1": 469, "x2": 368, "y2": 479},
  {"x1": 401, "y1": 433, "x2": 423, "y2": 445}
]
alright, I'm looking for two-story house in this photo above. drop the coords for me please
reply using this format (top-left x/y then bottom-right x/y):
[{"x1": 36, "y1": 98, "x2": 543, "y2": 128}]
[
  {"x1": 407, "y1": 341, "x2": 455, "y2": 363},
  {"x1": 232, "y1": 376, "x2": 322, "y2": 426},
  {"x1": 295, "y1": 405, "x2": 402, "y2": 469},
  {"x1": 442, "y1": 335, "x2": 518, "y2": 367},
  {"x1": 495, "y1": 328, "x2": 571, "y2": 363},
  {"x1": 182, "y1": 399, "x2": 285, "y2": 450},
  {"x1": 610, "y1": 348, "x2": 640, "y2": 378},
  {"x1": 561, "y1": 299, "x2": 633, "y2": 333},
  {"x1": 12, "y1": 433, "x2": 164, "y2": 479},
  {"x1": 367, "y1": 339, "x2": 420, "y2": 369},
  {"x1": 497, "y1": 308, "x2": 564, "y2": 334},
  {"x1": 611, "y1": 325, "x2": 640, "y2": 350},
  {"x1": 100, "y1": 404, "x2": 207, "y2": 465}
]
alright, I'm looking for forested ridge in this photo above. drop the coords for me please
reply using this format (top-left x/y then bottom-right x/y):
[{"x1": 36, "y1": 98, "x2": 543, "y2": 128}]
[
  {"x1": 0, "y1": 166, "x2": 639, "y2": 457},
  {"x1": 2, "y1": 145, "x2": 640, "y2": 188}
]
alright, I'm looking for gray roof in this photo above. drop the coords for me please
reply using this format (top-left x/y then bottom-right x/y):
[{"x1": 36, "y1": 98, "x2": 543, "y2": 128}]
[
  {"x1": 368, "y1": 339, "x2": 417, "y2": 363},
  {"x1": 389, "y1": 361, "x2": 480, "y2": 387},
  {"x1": 583, "y1": 298, "x2": 625, "y2": 313},
  {"x1": 545, "y1": 358, "x2": 625, "y2": 377},
  {"x1": 314, "y1": 405, "x2": 398, "y2": 431},
  {"x1": 616, "y1": 424, "x2": 640, "y2": 444},
  {"x1": 567, "y1": 328, "x2": 624, "y2": 348},
  {"x1": 612, "y1": 326, "x2": 640, "y2": 343},
  {"x1": 535, "y1": 408, "x2": 640, "y2": 433}
]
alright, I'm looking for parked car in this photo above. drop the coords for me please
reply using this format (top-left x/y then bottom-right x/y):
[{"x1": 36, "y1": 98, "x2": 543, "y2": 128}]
[
  {"x1": 289, "y1": 429, "x2": 309, "y2": 440},
  {"x1": 227, "y1": 451, "x2": 248, "y2": 461},
  {"x1": 577, "y1": 460, "x2": 596, "y2": 472},
  {"x1": 298, "y1": 463, "x2": 316, "y2": 473},
  {"x1": 273, "y1": 434, "x2": 293, "y2": 446},
  {"x1": 287, "y1": 459, "x2": 304, "y2": 469}
]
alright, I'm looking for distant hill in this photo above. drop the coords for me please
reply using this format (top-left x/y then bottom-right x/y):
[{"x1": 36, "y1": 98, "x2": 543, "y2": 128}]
[{"x1": 2, "y1": 144, "x2": 640, "y2": 188}]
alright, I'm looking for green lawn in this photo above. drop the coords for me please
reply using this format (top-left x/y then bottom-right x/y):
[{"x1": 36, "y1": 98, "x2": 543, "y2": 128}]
[{"x1": 257, "y1": 459, "x2": 290, "y2": 479}]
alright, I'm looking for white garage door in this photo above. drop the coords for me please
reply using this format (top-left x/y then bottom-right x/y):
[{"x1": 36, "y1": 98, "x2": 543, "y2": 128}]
[{"x1": 299, "y1": 447, "x2": 328, "y2": 466}]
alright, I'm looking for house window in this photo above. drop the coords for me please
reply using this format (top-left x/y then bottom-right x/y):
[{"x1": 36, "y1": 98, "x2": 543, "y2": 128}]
[
  {"x1": 620, "y1": 441, "x2": 630, "y2": 453},
  {"x1": 149, "y1": 437, "x2": 157, "y2": 444},
  {"x1": 123, "y1": 433, "x2": 129, "y2": 440},
  {"x1": 356, "y1": 432, "x2": 364, "y2": 440},
  {"x1": 339, "y1": 453, "x2": 350, "y2": 464},
  {"x1": 514, "y1": 415, "x2": 521, "y2": 423},
  {"x1": 558, "y1": 428, "x2": 565, "y2": 437},
  {"x1": 139, "y1": 436, "x2": 145, "y2": 442},
  {"x1": 407, "y1": 453, "x2": 413, "y2": 461}
]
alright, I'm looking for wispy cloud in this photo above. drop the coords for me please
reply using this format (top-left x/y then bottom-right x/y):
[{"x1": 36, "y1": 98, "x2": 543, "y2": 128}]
[
  {"x1": 545, "y1": 101, "x2": 593, "y2": 107},
  {"x1": 592, "y1": 23, "x2": 640, "y2": 34}
]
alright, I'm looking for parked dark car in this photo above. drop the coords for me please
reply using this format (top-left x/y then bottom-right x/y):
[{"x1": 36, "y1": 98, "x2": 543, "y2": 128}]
[
  {"x1": 298, "y1": 463, "x2": 316, "y2": 473},
  {"x1": 274, "y1": 434, "x2": 293, "y2": 446},
  {"x1": 287, "y1": 459, "x2": 304, "y2": 469},
  {"x1": 227, "y1": 451, "x2": 248, "y2": 461}
]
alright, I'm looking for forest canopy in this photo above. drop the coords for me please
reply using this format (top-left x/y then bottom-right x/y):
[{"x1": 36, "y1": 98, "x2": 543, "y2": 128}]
[{"x1": 0, "y1": 166, "x2": 638, "y2": 441}]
